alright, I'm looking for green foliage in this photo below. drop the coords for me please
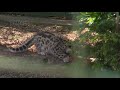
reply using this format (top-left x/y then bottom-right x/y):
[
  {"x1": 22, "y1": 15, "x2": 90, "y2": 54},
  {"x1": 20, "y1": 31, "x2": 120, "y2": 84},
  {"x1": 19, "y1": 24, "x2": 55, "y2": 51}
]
[
  {"x1": 76, "y1": 12, "x2": 120, "y2": 71},
  {"x1": 92, "y1": 33, "x2": 120, "y2": 71},
  {"x1": 78, "y1": 12, "x2": 116, "y2": 33}
]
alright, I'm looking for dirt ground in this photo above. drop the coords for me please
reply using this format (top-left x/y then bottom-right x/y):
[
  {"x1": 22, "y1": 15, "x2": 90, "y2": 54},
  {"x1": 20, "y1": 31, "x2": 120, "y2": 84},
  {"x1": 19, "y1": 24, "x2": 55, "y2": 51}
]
[
  {"x1": 0, "y1": 23, "x2": 78, "y2": 56},
  {"x1": 0, "y1": 20, "x2": 80, "y2": 78}
]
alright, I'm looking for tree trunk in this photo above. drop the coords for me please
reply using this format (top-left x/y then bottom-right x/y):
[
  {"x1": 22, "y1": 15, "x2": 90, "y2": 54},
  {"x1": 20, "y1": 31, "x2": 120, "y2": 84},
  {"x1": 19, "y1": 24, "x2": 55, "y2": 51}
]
[{"x1": 116, "y1": 12, "x2": 119, "y2": 32}]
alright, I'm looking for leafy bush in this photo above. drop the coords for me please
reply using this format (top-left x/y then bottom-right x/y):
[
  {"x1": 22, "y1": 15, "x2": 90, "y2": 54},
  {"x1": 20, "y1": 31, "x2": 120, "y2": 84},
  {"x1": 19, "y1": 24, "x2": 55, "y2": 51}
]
[{"x1": 76, "y1": 12, "x2": 120, "y2": 71}]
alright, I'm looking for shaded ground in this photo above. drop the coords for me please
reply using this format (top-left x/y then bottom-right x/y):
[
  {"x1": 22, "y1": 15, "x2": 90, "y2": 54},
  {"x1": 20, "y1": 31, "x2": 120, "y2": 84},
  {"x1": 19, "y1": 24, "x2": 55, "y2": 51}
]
[
  {"x1": 0, "y1": 16, "x2": 120, "y2": 78},
  {"x1": 0, "y1": 23, "x2": 78, "y2": 53},
  {"x1": 0, "y1": 16, "x2": 79, "y2": 78},
  {"x1": 0, "y1": 69, "x2": 66, "y2": 78}
]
